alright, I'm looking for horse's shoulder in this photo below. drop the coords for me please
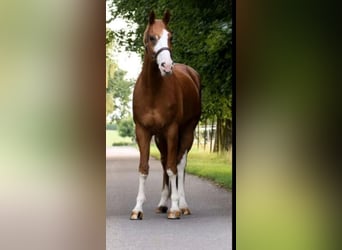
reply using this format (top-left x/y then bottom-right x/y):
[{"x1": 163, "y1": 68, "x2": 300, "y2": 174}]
[
  {"x1": 173, "y1": 64, "x2": 200, "y2": 90},
  {"x1": 173, "y1": 63, "x2": 190, "y2": 72}
]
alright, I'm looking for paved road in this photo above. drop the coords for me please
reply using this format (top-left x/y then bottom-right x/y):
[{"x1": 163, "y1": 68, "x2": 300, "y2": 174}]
[{"x1": 106, "y1": 146, "x2": 232, "y2": 250}]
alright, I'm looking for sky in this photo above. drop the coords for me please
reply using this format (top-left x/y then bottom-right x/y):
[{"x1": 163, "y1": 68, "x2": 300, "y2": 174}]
[{"x1": 106, "y1": 9, "x2": 142, "y2": 81}]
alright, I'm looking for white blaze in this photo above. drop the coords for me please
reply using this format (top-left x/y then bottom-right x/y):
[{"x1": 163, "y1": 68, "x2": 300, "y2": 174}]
[{"x1": 154, "y1": 29, "x2": 173, "y2": 75}]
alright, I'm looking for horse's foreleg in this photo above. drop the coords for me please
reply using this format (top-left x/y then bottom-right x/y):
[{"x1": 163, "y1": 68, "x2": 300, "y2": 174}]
[
  {"x1": 165, "y1": 124, "x2": 181, "y2": 219},
  {"x1": 130, "y1": 125, "x2": 151, "y2": 220},
  {"x1": 167, "y1": 168, "x2": 181, "y2": 219},
  {"x1": 131, "y1": 174, "x2": 147, "y2": 220}
]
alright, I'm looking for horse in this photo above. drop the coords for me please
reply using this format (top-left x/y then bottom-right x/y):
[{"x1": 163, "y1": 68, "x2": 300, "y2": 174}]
[{"x1": 130, "y1": 10, "x2": 201, "y2": 220}]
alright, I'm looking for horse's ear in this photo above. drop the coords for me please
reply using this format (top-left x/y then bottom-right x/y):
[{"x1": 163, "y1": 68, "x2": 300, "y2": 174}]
[
  {"x1": 163, "y1": 10, "x2": 171, "y2": 25},
  {"x1": 149, "y1": 10, "x2": 155, "y2": 24}
]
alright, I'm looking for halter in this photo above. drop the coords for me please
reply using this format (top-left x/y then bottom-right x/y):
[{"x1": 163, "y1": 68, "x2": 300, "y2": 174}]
[
  {"x1": 153, "y1": 47, "x2": 172, "y2": 61},
  {"x1": 145, "y1": 43, "x2": 172, "y2": 62}
]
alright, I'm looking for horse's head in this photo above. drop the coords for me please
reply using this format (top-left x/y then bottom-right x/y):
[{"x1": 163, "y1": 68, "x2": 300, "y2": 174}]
[{"x1": 144, "y1": 10, "x2": 174, "y2": 76}]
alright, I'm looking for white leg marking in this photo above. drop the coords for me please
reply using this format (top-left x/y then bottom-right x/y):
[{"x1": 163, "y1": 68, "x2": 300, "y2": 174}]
[
  {"x1": 177, "y1": 151, "x2": 188, "y2": 209},
  {"x1": 167, "y1": 169, "x2": 180, "y2": 212},
  {"x1": 132, "y1": 174, "x2": 147, "y2": 212},
  {"x1": 157, "y1": 184, "x2": 169, "y2": 207}
]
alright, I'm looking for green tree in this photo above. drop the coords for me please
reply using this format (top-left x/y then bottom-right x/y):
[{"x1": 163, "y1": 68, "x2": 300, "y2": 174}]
[
  {"x1": 106, "y1": 28, "x2": 117, "y2": 116},
  {"x1": 106, "y1": 68, "x2": 134, "y2": 122},
  {"x1": 108, "y1": 0, "x2": 232, "y2": 152},
  {"x1": 118, "y1": 118, "x2": 135, "y2": 139},
  {"x1": 106, "y1": 28, "x2": 134, "y2": 122}
]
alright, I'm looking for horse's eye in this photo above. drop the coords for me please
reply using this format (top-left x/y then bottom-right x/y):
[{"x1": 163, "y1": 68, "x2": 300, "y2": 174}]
[{"x1": 149, "y1": 36, "x2": 156, "y2": 42}]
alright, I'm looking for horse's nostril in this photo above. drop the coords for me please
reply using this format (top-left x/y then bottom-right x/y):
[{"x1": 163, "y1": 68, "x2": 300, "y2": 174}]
[{"x1": 161, "y1": 62, "x2": 166, "y2": 67}]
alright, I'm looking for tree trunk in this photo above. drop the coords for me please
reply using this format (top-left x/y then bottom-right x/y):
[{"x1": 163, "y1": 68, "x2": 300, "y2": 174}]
[
  {"x1": 210, "y1": 119, "x2": 214, "y2": 152},
  {"x1": 226, "y1": 118, "x2": 232, "y2": 151},
  {"x1": 197, "y1": 125, "x2": 200, "y2": 149},
  {"x1": 204, "y1": 119, "x2": 207, "y2": 151},
  {"x1": 213, "y1": 117, "x2": 221, "y2": 152},
  {"x1": 220, "y1": 119, "x2": 228, "y2": 152},
  {"x1": 220, "y1": 118, "x2": 225, "y2": 152}
]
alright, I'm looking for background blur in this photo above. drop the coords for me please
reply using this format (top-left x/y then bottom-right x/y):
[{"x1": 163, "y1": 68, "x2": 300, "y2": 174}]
[
  {"x1": 0, "y1": 0, "x2": 339, "y2": 249},
  {"x1": 0, "y1": 0, "x2": 105, "y2": 249},
  {"x1": 237, "y1": 0, "x2": 338, "y2": 249}
]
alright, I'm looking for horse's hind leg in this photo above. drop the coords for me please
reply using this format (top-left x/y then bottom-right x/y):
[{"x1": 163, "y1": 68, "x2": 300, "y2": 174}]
[
  {"x1": 130, "y1": 125, "x2": 152, "y2": 220},
  {"x1": 155, "y1": 170, "x2": 169, "y2": 213},
  {"x1": 155, "y1": 136, "x2": 169, "y2": 213},
  {"x1": 177, "y1": 123, "x2": 198, "y2": 215},
  {"x1": 177, "y1": 150, "x2": 191, "y2": 215}
]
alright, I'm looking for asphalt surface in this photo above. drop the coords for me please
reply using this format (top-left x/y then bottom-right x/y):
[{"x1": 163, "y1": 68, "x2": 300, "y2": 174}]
[{"x1": 106, "y1": 146, "x2": 232, "y2": 250}]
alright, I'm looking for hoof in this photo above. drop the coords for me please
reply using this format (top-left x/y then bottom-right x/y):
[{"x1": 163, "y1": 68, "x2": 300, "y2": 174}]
[
  {"x1": 130, "y1": 211, "x2": 143, "y2": 220},
  {"x1": 167, "y1": 210, "x2": 181, "y2": 219},
  {"x1": 181, "y1": 208, "x2": 191, "y2": 215},
  {"x1": 155, "y1": 206, "x2": 168, "y2": 214}
]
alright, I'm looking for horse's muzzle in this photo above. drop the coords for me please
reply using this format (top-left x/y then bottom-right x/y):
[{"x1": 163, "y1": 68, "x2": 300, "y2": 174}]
[{"x1": 160, "y1": 62, "x2": 174, "y2": 76}]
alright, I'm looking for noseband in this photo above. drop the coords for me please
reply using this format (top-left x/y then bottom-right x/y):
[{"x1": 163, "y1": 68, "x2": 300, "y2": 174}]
[
  {"x1": 153, "y1": 47, "x2": 172, "y2": 61},
  {"x1": 145, "y1": 44, "x2": 172, "y2": 62}
]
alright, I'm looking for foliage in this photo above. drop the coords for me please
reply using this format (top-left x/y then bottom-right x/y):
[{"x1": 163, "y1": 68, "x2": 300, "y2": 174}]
[
  {"x1": 118, "y1": 118, "x2": 135, "y2": 139},
  {"x1": 108, "y1": 0, "x2": 232, "y2": 151},
  {"x1": 106, "y1": 129, "x2": 134, "y2": 147},
  {"x1": 106, "y1": 123, "x2": 117, "y2": 130},
  {"x1": 110, "y1": 69, "x2": 134, "y2": 121},
  {"x1": 106, "y1": 28, "x2": 115, "y2": 49},
  {"x1": 106, "y1": 31, "x2": 114, "y2": 115},
  {"x1": 106, "y1": 27, "x2": 134, "y2": 122},
  {"x1": 106, "y1": 93, "x2": 114, "y2": 116},
  {"x1": 112, "y1": 142, "x2": 134, "y2": 146},
  {"x1": 106, "y1": 56, "x2": 134, "y2": 121}
]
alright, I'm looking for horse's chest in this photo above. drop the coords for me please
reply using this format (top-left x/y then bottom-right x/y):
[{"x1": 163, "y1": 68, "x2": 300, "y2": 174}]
[
  {"x1": 139, "y1": 104, "x2": 176, "y2": 129},
  {"x1": 133, "y1": 83, "x2": 179, "y2": 129}
]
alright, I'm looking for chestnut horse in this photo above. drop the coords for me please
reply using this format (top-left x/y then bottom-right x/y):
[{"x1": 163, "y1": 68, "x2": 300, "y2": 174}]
[{"x1": 130, "y1": 10, "x2": 201, "y2": 220}]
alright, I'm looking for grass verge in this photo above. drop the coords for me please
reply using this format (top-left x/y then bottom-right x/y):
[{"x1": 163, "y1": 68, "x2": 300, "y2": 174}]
[
  {"x1": 106, "y1": 130, "x2": 134, "y2": 147},
  {"x1": 150, "y1": 145, "x2": 232, "y2": 190}
]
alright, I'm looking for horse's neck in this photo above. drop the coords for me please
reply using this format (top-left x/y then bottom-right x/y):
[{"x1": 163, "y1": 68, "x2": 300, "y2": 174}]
[{"x1": 141, "y1": 57, "x2": 163, "y2": 89}]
